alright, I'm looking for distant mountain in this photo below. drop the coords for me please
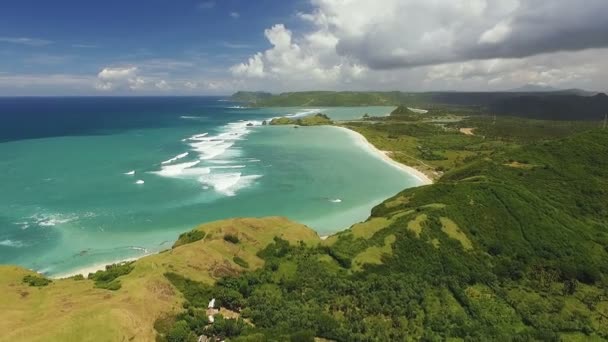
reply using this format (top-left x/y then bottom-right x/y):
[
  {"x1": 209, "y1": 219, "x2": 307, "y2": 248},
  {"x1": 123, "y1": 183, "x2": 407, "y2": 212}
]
[
  {"x1": 489, "y1": 92, "x2": 608, "y2": 120},
  {"x1": 230, "y1": 91, "x2": 273, "y2": 104},
  {"x1": 508, "y1": 84, "x2": 597, "y2": 96},
  {"x1": 508, "y1": 84, "x2": 559, "y2": 92}
]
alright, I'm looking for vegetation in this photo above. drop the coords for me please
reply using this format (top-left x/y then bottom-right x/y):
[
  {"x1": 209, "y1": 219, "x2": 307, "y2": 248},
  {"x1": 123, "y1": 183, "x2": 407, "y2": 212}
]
[
  {"x1": 231, "y1": 91, "x2": 431, "y2": 107},
  {"x1": 22, "y1": 274, "x2": 52, "y2": 287},
  {"x1": 269, "y1": 113, "x2": 333, "y2": 126},
  {"x1": 232, "y1": 90, "x2": 608, "y2": 121},
  {"x1": 3, "y1": 93, "x2": 608, "y2": 340},
  {"x1": 158, "y1": 112, "x2": 608, "y2": 340},
  {"x1": 173, "y1": 230, "x2": 206, "y2": 248},
  {"x1": 88, "y1": 262, "x2": 134, "y2": 290},
  {"x1": 224, "y1": 233, "x2": 240, "y2": 244},
  {"x1": 233, "y1": 256, "x2": 250, "y2": 269},
  {"x1": 0, "y1": 218, "x2": 319, "y2": 341}
]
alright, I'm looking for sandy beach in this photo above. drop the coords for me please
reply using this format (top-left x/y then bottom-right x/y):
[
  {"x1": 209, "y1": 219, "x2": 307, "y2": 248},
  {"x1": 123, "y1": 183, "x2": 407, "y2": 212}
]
[
  {"x1": 51, "y1": 256, "x2": 144, "y2": 279},
  {"x1": 334, "y1": 126, "x2": 433, "y2": 186}
]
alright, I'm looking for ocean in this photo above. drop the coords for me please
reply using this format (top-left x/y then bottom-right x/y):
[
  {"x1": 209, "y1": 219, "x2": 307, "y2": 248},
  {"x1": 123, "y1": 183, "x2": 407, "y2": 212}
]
[{"x1": 0, "y1": 97, "x2": 422, "y2": 277}]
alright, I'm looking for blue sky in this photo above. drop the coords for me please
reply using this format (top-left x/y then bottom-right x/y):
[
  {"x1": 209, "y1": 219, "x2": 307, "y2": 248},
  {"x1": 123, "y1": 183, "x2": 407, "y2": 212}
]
[{"x1": 1, "y1": 0, "x2": 607, "y2": 95}]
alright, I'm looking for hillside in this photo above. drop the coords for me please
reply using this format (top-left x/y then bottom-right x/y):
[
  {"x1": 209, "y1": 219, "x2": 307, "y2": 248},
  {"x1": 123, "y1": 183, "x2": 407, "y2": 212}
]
[
  {"x1": 0, "y1": 217, "x2": 319, "y2": 342},
  {"x1": 230, "y1": 91, "x2": 430, "y2": 107},
  {"x1": 151, "y1": 114, "x2": 608, "y2": 340}
]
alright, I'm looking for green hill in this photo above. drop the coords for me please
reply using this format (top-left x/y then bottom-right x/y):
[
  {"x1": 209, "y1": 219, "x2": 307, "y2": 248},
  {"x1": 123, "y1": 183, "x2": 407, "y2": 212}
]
[
  {"x1": 230, "y1": 91, "x2": 430, "y2": 107},
  {"x1": 269, "y1": 113, "x2": 333, "y2": 126}
]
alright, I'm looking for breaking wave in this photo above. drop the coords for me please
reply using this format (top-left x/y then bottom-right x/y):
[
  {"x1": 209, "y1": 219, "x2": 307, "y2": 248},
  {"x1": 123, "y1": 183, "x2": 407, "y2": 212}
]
[{"x1": 152, "y1": 120, "x2": 264, "y2": 196}]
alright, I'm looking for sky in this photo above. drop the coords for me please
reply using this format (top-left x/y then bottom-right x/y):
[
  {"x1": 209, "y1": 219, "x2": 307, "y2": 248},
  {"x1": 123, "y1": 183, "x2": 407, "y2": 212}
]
[{"x1": 1, "y1": 0, "x2": 607, "y2": 95}]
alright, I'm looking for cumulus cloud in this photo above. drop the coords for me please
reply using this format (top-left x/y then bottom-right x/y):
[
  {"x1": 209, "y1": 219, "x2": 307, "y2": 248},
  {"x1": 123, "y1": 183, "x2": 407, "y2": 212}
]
[
  {"x1": 230, "y1": 24, "x2": 366, "y2": 87},
  {"x1": 229, "y1": 0, "x2": 608, "y2": 91},
  {"x1": 95, "y1": 66, "x2": 142, "y2": 91},
  {"x1": 307, "y1": 0, "x2": 608, "y2": 69}
]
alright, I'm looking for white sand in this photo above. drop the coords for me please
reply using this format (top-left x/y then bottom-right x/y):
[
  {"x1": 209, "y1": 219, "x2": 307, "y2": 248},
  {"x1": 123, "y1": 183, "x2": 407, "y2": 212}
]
[
  {"x1": 334, "y1": 126, "x2": 433, "y2": 185},
  {"x1": 50, "y1": 256, "x2": 145, "y2": 279}
]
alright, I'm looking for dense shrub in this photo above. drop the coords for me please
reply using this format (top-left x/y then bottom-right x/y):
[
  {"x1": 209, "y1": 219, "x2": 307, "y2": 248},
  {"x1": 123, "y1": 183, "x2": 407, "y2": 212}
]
[
  {"x1": 88, "y1": 262, "x2": 134, "y2": 290},
  {"x1": 22, "y1": 274, "x2": 52, "y2": 287},
  {"x1": 224, "y1": 234, "x2": 240, "y2": 244}
]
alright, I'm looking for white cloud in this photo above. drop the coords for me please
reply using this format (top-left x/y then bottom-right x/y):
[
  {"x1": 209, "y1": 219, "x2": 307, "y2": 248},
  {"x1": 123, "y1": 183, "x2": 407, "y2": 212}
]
[
  {"x1": 228, "y1": 0, "x2": 608, "y2": 92},
  {"x1": 230, "y1": 12, "x2": 240, "y2": 19},
  {"x1": 0, "y1": 37, "x2": 53, "y2": 46},
  {"x1": 230, "y1": 24, "x2": 366, "y2": 88},
  {"x1": 230, "y1": 53, "x2": 265, "y2": 78},
  {"x1": 96, "y1": 66, "x2": 151, "y2": 91}
]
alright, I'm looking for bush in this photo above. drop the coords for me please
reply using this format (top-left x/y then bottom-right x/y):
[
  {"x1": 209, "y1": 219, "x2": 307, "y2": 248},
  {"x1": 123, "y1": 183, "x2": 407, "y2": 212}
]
[
  {"x1": 174, "y1": 230, "x2": 206, "y2": 248},
  {"x1": 22, "y1": 274, "x2": 52, "y2": 287},
  {"x1": 88, "y1": 262, "x2": 134, "y2": 290},
  {"x1": 71, "y1": 274, "x2": 85, "y2": 281},
  {"x1": 166, "y1": 320, "x2": 197, "y2": 342},
  {"x1": 233, "y1": 256, "x2": 250, "y2": 268},
  {"x1": 224, "y1": 234, "x2": 240, "y2": 244}
]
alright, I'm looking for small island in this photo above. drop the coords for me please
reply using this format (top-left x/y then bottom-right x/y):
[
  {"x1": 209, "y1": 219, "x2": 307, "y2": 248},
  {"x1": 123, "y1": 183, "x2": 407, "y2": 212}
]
[{"x1": 269, "y1": 113, "x2": 333, "y2": 126}]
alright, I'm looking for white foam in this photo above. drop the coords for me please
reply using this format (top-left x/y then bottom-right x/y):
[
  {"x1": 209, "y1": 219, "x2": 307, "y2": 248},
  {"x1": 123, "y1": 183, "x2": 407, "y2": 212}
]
[
  {"x1": 154, "y1": 160, "x2": 210, "y2": 178},
  {"x1": 210, "y1": 165, "x2": 246, "y2": 169},
  {"x1": 161, "y1": 152, "x2": 189, "y2": 165},
  {"x1": 29, "y1": 213, "x2": 77, "y2": 227},
  {"x1": 198, "y1": 173, "x2": 262, "y2": 196},
  {"x1": 207, "y1": 160, "x2": 233, "y2": 164},
  {"x1": 124, "y1": 170, "x2": 135, "y2": 175},
  {"x1": 180, "y1": 116, "x2": 207, "y2": 121},
  {"x1": 0, "y1": 239, "x2": 25, "y2": 248},
  {"x1": 185, "y1": 133, "x2": 209, "y2": 141},
  {"x1": 227, "y1": 105, "x2": 246, "y2": 109},
  {"x1": 135, "y1": 180, "x2": 145, "y2": 184},
  {"x1": 330, "y1": 199, "x2": 342, "y2": 203}
]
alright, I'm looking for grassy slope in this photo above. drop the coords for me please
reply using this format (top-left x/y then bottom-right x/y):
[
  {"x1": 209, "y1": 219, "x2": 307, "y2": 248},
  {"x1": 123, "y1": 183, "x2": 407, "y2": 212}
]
[{"x1": 0, "y1": 217, "x2": 319, "y2": 342}]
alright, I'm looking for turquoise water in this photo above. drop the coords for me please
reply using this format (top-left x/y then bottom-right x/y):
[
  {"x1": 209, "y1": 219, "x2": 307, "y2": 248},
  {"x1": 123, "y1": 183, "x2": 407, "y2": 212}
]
[{"x1": 0, "y1": 98, "x2": 417, "y2": 276}]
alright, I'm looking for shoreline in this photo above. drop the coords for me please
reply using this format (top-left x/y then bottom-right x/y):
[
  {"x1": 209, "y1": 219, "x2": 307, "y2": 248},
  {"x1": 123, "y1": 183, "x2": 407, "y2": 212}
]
[
  {"x1": 45, "y1": 110, "x2": 429, "y2": 279},
  {"x1": 333, "y1": 126, "x2": 433, "y2": 185},
  {"x1": 50, "y1": 256, "x2": 146, "y2": 279}
]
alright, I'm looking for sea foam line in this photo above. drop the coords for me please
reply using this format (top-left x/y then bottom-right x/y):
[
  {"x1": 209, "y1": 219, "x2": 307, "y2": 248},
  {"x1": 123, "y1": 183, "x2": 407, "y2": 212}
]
[{"x1": 161, "y1": 152, "x2": 189, "y2": 165}]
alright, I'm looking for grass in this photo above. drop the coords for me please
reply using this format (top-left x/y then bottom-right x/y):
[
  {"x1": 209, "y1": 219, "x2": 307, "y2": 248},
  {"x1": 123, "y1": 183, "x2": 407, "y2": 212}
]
[
  {"x1": 407, "y1": 214, "x2": 427, "y2": 237},
  {"x1": 352, "y1": 235, "x2": 396, "y2": 271},
  {"x1": 439, "y1": 217, "x2": 473, "y2": 250},
  {"x1": 0, "y1": 217, "x2": 320, "y2": 341}
]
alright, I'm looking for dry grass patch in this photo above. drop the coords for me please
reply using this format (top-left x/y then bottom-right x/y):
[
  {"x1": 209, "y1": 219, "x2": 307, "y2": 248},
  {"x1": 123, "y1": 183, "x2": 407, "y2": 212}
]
[
  {"x1": 439, "y1": 217, "x2": 473, "y2": 250},
  {"x1": 407, "y1": 214, "x2": 427, "y2": 237},
  {"x1": 352, "y1": 235, "x2": 396, "y2": 271}
]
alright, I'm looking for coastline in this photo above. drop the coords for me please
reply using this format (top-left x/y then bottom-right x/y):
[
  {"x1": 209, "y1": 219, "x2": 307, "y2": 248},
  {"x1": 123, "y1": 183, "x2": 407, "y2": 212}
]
[
  {"x1": 333, "y1": 126, "x2": 434, "y2": 185},
  {"x1": 40, "y1": 108, "x2": 427, "y2": 279},
  {"x1": 50, "y1": 256, "x2": 145, "y2": 279}
]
